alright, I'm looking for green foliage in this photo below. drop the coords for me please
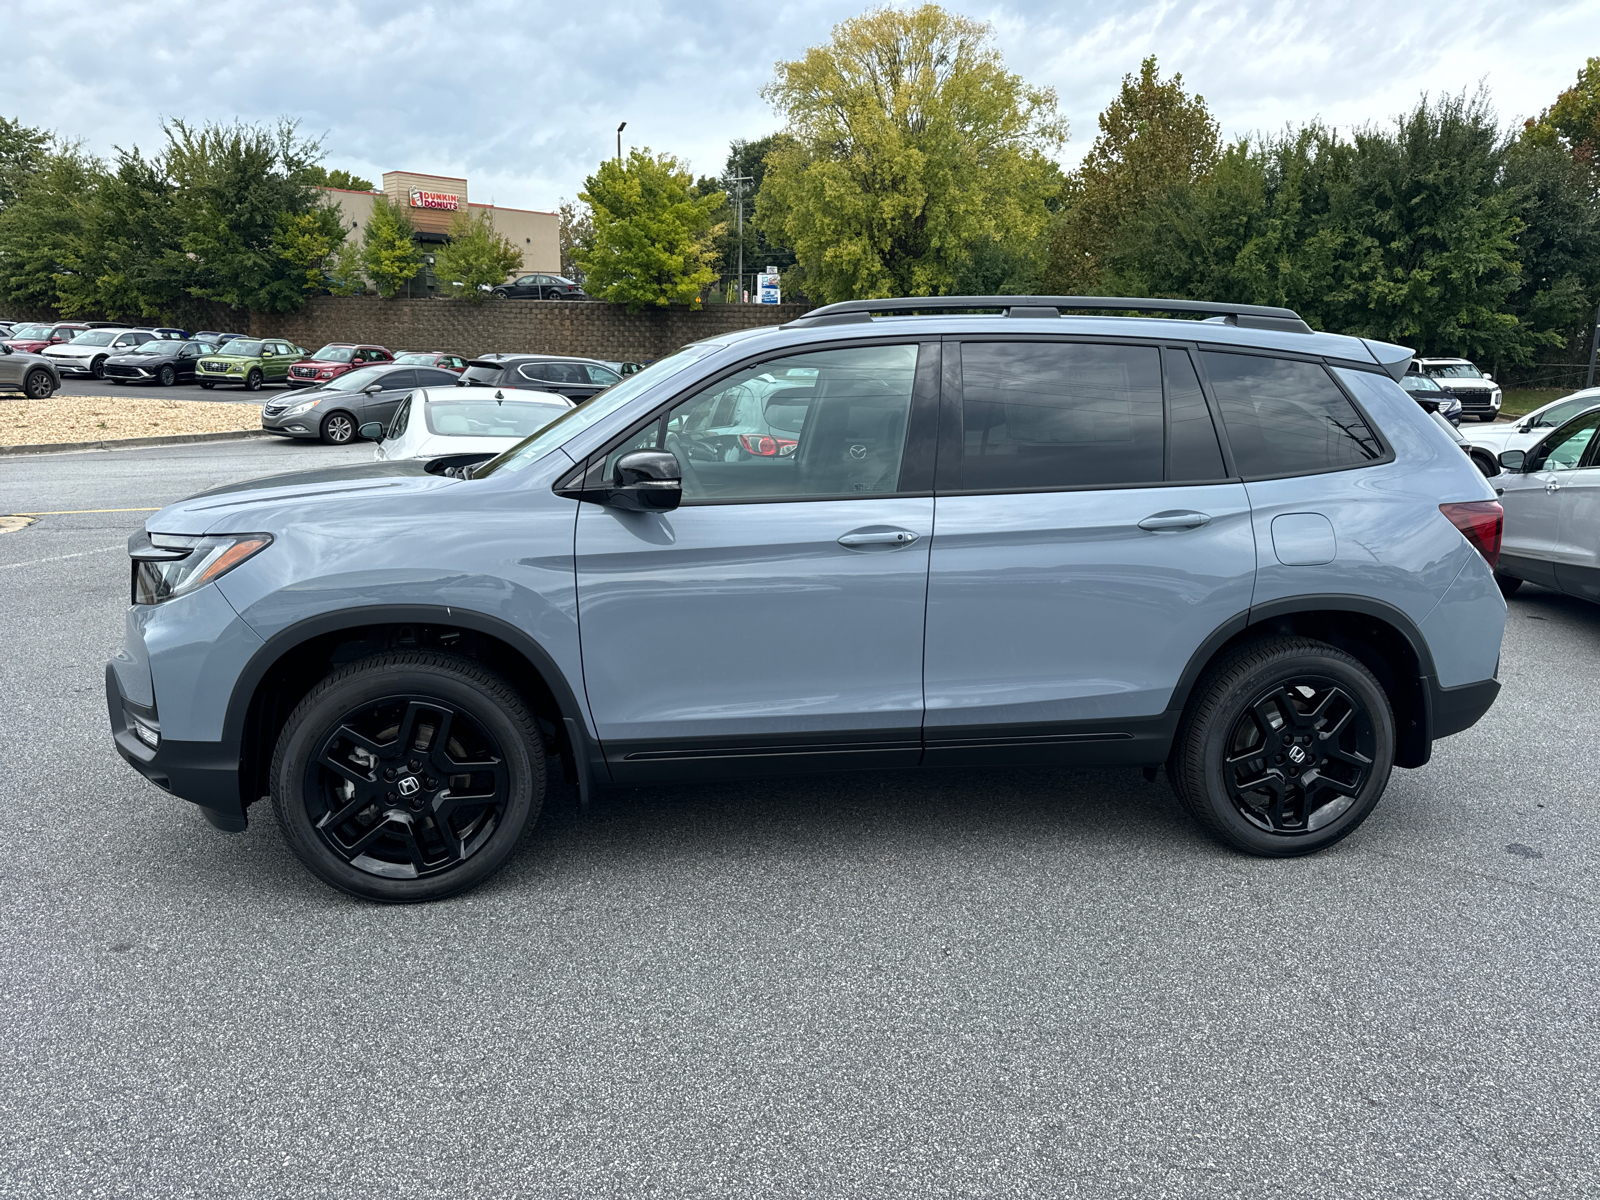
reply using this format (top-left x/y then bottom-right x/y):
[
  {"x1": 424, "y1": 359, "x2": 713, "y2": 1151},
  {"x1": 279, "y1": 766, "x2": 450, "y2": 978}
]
[
  {"x1": 756, "y1": 4, "x2": 1066, "y2": 303},
  {"x1": 0, "y1": 116, "x2": 51, "y2": 211},
  {"x1": 360, "y1": 196, "x2": 424, "y2": 298},
  {"x1": 56, "y1": 144, "x2": 183, "y2": 320},
  {"x1": 276, "y1": 205, "x2": 354, "y2": 296},
  {"x1": 1043, "y1": 56, "x2": 1219, "y2": 294},
  {"x1": 575, "y1": 148, "x2": 724, "y2": 309},
  {"x1": 302, "y1": 165, "x2": 377, "y2": 192},
  {"x1": 433, "y1": 207, "x2": 524, "y2": 303},
  {"x1": 0, "y1": 145, "x2": 98, "y2": 308},
  {"x1": 702, "y1": 134, "x2": 799, "y2": 285},
  {"x1": 557, "y1": 198, "x2": 593, "y2": 279}
]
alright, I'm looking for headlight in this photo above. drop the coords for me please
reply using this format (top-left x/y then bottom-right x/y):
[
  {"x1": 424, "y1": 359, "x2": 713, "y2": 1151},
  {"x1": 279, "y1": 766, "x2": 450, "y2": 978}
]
[
  {"x1": 129, "y1": 531, "x2": 273, "y2": 605},
  {"x1": 282, "y1": 399, "x2": 320, "y2": 417}
]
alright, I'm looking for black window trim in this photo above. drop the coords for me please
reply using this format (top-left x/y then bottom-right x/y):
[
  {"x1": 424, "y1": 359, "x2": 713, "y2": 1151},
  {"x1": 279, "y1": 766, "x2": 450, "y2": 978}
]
[{"x1": 557, "y1": 336, "x2": 943, "y2": 507}]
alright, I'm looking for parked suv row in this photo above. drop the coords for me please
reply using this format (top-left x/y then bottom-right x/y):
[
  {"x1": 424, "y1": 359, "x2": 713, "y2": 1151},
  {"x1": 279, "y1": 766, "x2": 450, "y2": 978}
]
[{"x1": 109, "y1": 295, "x2": 1507, "y2": 903}]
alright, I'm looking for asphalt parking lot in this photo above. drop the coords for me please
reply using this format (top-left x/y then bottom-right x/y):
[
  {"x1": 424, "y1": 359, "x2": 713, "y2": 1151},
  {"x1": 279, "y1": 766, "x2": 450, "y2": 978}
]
[
  {"x1": 52, "y1": 375, "x2": 278, "y2": 403},
  {"x1": 3, "y1": 439, "x2": 1599, "y2": 1198}
]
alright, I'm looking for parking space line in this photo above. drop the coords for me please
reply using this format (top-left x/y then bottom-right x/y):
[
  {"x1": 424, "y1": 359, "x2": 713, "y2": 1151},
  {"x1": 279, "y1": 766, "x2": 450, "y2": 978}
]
[{"x1": 0, "y1": 544, "x2": 124, "y2": 570}]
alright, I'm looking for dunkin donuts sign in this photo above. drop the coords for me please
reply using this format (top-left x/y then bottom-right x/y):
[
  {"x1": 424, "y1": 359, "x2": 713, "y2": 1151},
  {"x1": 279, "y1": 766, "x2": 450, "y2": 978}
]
[{"x1": 409, "y1": 188, "x2": 460, "y2": 211}]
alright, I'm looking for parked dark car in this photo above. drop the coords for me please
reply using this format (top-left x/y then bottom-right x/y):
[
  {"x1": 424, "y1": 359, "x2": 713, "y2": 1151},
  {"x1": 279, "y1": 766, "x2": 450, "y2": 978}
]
[
  {"x1": 1399, "y1": 372, "x2": 1462, "y2": 425},
  {"x1": 458, "y1": 354, "x2": 622, "y2": 402},
  {"x1": 261, "y1": 364, "x2": 461, "y2": 444},
  {"x1": 490, "y1": 273, "x2": 587, "y2": 301},
  {"x1": 393, "y1": 351, "x2": 467, "y2": 374},
  {"x1": 103, "y1": 339, "x2": 219, "y2": 386},
  {"x1": 151, "y1": 327, "x2": 190, "y2": 340},
  {"x1": 288, "y1": 343, "x2": 394, "y2": 388}
]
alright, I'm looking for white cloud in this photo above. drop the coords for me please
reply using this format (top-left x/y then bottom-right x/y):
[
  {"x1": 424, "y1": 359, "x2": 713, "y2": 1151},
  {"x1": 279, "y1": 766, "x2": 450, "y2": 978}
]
[{"x1": 3, "y1": 0, "x2": 1595, "y2": 208}]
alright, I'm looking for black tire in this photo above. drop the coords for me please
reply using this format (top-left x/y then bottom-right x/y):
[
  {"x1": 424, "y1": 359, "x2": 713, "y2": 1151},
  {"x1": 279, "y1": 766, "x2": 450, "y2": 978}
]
[
  {"x1": 1495, "y1": 573, "x2": 1523, "y2": 598},
  {"x1": 1168, "y1": 636, "x2": 1394, "y2": 857},
  {"x1": 270, "y1": 652, "x2": 545, "y2": 903},
  {"x1": 23, "y1": 368, "x2": 54, "y2": 399},
  {"x1": 199, "y1": 380, "x2": 215, "y2": 390},
  {"x1": 491, "y1": 288, "x2": 509, "y2": 299},
  {"x1": 1478, "y1": 413, "x2": 1496, "y2": 423},
  {"x1": 157, "y1": 364, "x2": 176, "y2": 387},
  {"x1": 320, "y1": 410, "x2": 356, "y2": 444},
  {"x1": 90, "y1": 355, "x2": 108, "y2": 379},
  {"x1": 245, "y1": 368, "x2": 263, "y2": 392}
]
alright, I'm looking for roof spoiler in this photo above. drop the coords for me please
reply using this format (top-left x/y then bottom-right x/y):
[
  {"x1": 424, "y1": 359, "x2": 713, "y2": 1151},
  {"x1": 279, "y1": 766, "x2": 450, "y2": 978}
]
[
  {"x1": 783, "y1": 295, "x2": 1314, "y2": 335},
  {"x1": 1363, "y1": 339, "x2": 1414, "y2": 381}
]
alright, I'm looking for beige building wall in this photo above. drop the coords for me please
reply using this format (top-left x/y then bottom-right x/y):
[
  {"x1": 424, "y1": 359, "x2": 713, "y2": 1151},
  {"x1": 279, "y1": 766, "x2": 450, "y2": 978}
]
[{"x1": 473, "y1": 203, "x2": 560, "y2": 275}]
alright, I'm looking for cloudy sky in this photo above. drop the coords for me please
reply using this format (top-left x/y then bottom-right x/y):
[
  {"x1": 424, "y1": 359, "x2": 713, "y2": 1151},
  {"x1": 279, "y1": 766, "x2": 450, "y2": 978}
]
[{"x1": 4, "y1": 0, "x2": 1596, "y2": 213}]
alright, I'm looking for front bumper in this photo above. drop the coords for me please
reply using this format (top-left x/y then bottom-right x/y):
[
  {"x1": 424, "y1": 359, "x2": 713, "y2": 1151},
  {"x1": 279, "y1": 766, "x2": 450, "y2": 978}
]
[
  {"x1": 260, "y1": 409, "x2": 320, "y2": 438},
  {"x1": 48, "y1": 358, "x2": 96, "y2": 375},
  {"x1": 106, "y1": 663, "x2": 247, "y2": 831}
]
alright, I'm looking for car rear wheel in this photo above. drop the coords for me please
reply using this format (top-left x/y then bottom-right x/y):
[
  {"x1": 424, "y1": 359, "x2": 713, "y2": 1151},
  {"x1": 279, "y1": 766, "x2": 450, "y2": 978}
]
[
  {"x1": 244, "y1": 368, "x2": 263, "y2": 391},
  {"x1": 1495, "y1": 573, "x2": 1523, "y2": 598},
  {"x1": 157, "y1": 365, "x2": 176, "y2": 387},
  {"x1": 270, "y1": 652, "x2": 545, "y2": 903},
  {"x1": 23, "y1": 369, "x2": 54, "y2": 399},
  {"x1": 320, "y1": 410, "x2": 356, "y2": 444},
  {"x1": 91, "y1": 355, "x2": 108, "y2": 379},
  {"x1": 1168, "y1": 636, "x2": 1394, "y2": 857}
]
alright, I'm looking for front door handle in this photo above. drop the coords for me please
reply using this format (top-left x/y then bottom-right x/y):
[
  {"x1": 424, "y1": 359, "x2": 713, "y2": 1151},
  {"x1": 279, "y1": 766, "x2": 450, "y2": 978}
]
[
  {"x1": 1546, "y1": 482, "x2": 1562, "y2": 493},
  {"x1": 838, "y1": 528, "x2": 920, "y2": 549},
  {"x1": 1138, "y1": 511, "x2": 1211, "y2": 532}
]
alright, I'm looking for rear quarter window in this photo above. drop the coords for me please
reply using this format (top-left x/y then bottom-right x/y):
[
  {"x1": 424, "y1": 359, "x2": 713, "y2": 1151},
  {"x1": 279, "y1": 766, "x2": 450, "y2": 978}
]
[{"x1": 1200, "y1": 352, "x2": 1383, "y2": 478}]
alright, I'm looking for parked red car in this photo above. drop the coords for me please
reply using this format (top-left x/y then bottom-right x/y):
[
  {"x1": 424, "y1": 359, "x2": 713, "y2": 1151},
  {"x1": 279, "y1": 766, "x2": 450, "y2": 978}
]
[
  {"x1": 286, "y1": 343, "x2": 393, "y2": 388},
  {"x1": 4, "y1": 322, "x2": 90, "y2": 354},
  {"x1": 393, "y1": 351, "x2": 468, "y2": 374}
]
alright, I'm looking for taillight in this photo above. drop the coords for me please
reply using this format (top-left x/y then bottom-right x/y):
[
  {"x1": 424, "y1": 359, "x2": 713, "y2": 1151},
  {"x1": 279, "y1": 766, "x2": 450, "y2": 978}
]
[
  {"x1": 740, "y1": 434, "x2": 779, "y2": 456},
  {"x1": 1439, "y1": 500, "x2": 1502, "y2": 570}
]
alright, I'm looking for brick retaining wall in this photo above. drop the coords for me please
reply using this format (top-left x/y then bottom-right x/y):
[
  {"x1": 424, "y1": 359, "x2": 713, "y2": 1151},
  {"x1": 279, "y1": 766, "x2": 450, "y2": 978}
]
[{"x1": 248, "y1": 297, "x2": 815, "y2": 362}]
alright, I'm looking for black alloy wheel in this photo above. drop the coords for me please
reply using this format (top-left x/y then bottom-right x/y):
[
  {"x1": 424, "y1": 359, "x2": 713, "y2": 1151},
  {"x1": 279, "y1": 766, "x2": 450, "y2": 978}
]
[
  {"x1": 271, "y1": 652, "x2": 544, "y2": 902},
  {"x1": 1168, "y1": 636, "x2": 1394, "y2": 856},
  {"x1": 91, "y1": 355, "x2": 107, "y2": 379},
  {"x1": 157, "y1": 364, "x2": 176, "y2": 387},
  {"x1": 320, "y1": 411, "x2": 355, "y2": 444},
  {"x1": 245, "y1": 368, "x2": 263, "y2": 391},
  {"x1": 23, "y1": 369, "x2": 54, "y2": 399}
]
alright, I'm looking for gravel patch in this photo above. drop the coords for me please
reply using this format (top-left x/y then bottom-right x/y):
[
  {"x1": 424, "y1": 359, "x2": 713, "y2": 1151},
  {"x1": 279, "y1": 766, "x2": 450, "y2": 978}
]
[{"x1": 1, "y1": 396, "x2": 260, "y2": 445}]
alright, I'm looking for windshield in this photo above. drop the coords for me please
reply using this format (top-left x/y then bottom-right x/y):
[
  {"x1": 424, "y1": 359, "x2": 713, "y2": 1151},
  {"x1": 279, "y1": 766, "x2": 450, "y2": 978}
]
[
  {"x1": 1532, "y1": 396, "x2": 1600, "y2": 428},
  {"x1": 424, "y1": 400, "x2": 565, "y2": 438},
  {"x1": 1425, "y1": 362, "x2": 1484, "y2": 379},
  {"x1": 312, "y1": 345, "x2": 356, "y2": 363},
  {"x1": 321, "y1": 364, "x2": 392, "y2": 392},
  {"x1": 1399, "y1": 375, "x2": 1443, "y2": 394},
  {"x1": 475, "y1": 343, "x2": 721, "y2": 477},
  {"x1": 132, "y1": 340, "x2": 175, "y2": 355},
  {"x1": 70, "y1": 331, "x2": 118, "y2": 347},
  {"x1": 10, "y1": 324, "x2": 52, "y2": 339},
  {"x1": 394, "y1": 353, "x2": 436, "y2": 365},
  {"x1": 215, "y1": 340, "x2": 263, "y2": 358}
]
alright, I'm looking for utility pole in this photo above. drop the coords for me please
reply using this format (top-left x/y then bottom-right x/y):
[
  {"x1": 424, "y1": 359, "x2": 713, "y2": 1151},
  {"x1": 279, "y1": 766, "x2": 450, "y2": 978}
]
[
  {"x1": 616, "y1": 122, "x2": 626, "y2": 166},
  {"x1": 730, "y1": 174, "x2": 753, "y2": 302}
]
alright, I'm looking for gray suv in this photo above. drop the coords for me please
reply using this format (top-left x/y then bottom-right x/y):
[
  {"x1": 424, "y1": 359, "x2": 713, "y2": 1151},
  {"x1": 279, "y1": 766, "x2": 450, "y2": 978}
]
[{"x1": 107, "y1": 296, "x2": 1508, "y2": 902}]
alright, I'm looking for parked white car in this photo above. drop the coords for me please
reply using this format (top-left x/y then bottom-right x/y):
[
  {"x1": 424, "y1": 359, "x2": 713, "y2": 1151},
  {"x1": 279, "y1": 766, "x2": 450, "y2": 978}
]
[
  {"x1": 1464, "y1": 388, "x2": 1600, "y2": 457},
  {"x1": 1494, "y1": 404, "x2": 1600, "y2": 603},
  {"x1": 1415, "y1": 357, "x2": 1502, "y2": 422},
  {"x1": 43, "y1": 328, "x2": 159, "y2": 379},
  {"x1": 368, "y1": 385, "x2": 572, "y2": 462}
]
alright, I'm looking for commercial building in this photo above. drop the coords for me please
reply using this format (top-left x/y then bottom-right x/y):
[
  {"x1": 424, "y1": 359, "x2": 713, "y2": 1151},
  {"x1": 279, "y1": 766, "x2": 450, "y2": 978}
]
[{"x1": 318, "y1": 171, "x2": 561, "y2": 296}]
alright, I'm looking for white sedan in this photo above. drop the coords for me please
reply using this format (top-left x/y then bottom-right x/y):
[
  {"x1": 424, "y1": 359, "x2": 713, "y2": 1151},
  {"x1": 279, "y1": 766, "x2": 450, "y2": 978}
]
[
  {"x1": 368, "y1": 386, "x2": 573, "y2": 463},
  {"x1": 1463, "y1": 388, "x2": 1600, "y2": 456}
]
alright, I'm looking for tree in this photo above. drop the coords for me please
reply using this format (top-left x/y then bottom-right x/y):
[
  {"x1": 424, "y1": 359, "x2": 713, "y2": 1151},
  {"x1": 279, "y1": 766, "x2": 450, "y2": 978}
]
[
  {"x1": 433, "y1": 207, "x2": 524, "y2": 303},
  {"x1": 360, "y1": 196, "x2": 423, "y2": 298},
  {"x1": 574, "y1": 147, "x2": 724, "y2": 309},
  {"x1": 0, "y1": 116, "x2": 51, "y2": 211},
  {"x1": 756, "y1": 4, "x2": 1066, "y2": 303},
  {"x1": 55, "y1": 142, "x2": 185, "y2": 320},
  {"x1": 276, "y1": 204, "x2": 357, "y2": 296},
  {"x1": 0, "y1": 145, "x2": 99, "y2": 309},
  {"x1": 1042, "y1": 56, "x2": 1220, "y2": 294},
  {"x1": 302, "y1": 165, "x2": 376, "y2": 192},
  {"x1": 557, "y1": 198, "x2": 592, "y2": 279}
]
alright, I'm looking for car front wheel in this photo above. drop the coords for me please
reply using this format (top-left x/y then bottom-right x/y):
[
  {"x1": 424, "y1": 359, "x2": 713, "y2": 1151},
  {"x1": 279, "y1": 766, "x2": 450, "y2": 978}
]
[
  {"x1": 245, "y1": 369, "x2": 263, "y2": 391},
  {"x1": 157, "y1": 365, "x2": 176, "y2": 387},
  {"x1": 320, "y1": 410, "x2": 356, "y2": 444},
  {"x1": 1168, "y1": 636, "x2": 1394, "y2": 856},
  {"x1": 270, "y1": 652, "x2": 545, "y2": 902},
  {"x1": 23, "y1": 369, "x2": 55, "y2": 399}
]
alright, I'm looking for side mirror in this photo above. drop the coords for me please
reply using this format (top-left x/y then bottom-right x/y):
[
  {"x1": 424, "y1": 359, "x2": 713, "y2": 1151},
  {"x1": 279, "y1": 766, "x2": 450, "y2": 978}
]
[
  {"x1": 1484, "y1": 374, "x2": 1495, "y2": 383},
  {"x1": 1498, "y1": 449, "x2": 1526, "y2": 472},
  {"x1": 359, "y1": 422, "x2": 385, "y2": 441},
  {"x1": 604, "y1": 450, "x2": 682, "y2": 511},
  {"x1": 362, "y1": 383, "x2": 383, "y2": 394}
]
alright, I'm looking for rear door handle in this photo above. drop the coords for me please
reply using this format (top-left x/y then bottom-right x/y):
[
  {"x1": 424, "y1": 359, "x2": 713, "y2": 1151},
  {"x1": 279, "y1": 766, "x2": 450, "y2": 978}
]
[
  {"x1": 838, "y1": 528, "x2": 920, "y2": 549},
  {"x1": 1138, "y1": 511, "x2": 1211, "y2": 532}
]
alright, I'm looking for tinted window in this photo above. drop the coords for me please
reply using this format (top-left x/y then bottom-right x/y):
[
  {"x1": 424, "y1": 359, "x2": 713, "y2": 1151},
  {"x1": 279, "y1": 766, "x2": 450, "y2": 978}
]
[
  {"x1": 1201, "y1": 353, "x2": 1382, "y2": 477},
  {"x1": 603, "y1": 344, "x2": 919, "y2": 502},
  {"x1": 415, "y1": 368, "x2": 460, "y2": 387},
  {"x1": 461, "y1": 364, "x2": 504, "y2": 386},
  {"x1": 585, "y1": 364, "x2": 622, "y2": 386},
  {"x1": 1530, "y1": 397, "x2": 1598, "y2": 429},
  {"x1": 959, "y1": 343, "x2": 1163, "y2": 489},
  {"x1": 1164, "y1": 348, "x2": 1227, "y2": 481},
  {"x1": 379, "y1": 369, "x2": 418, "y2": 390},
  {"x1": 388, "y1": 394, "x2": 413, "y2": 440},
  {"x1": 520, "y1": 361, "x2": 585, "y2": 384},
  {"x1": 1531, "y1": 413, "x2": 1600, "y2": 472}
]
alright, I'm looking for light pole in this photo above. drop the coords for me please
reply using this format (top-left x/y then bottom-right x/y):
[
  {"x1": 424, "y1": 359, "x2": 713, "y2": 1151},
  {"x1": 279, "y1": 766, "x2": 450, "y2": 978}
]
[
  {"x1": 616, "y1": 122, "x2": 626, "y2": 166},
  {"x1": 730, "y1": 174, "x2": 753, "y2": 302}
]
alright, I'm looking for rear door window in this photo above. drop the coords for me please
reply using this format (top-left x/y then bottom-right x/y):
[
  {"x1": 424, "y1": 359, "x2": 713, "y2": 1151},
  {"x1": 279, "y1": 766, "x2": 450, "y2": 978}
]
[
  {"x1": 415, "y1": 368, "x2": 460, "y2": 387},
  {"x1": 1200, "y1": 352, "x2": 1383, "y2": 478}
]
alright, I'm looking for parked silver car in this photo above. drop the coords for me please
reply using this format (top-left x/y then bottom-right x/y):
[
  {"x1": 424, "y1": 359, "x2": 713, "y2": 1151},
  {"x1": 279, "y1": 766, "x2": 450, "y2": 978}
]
[
  {"x1": 1494, "y1": 407, "x2": 1600, "y2": 602},
  {"x1": 44, "y1": 328, "x2": 159, "y2": 379},
  {"x1": 0, "y1": 342, "x2": 60, "y2": 399}
]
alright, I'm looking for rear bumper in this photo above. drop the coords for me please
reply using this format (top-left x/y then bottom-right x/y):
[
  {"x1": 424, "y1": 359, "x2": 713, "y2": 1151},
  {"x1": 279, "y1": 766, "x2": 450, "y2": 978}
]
[
  {"x1": 106, "y1": 663, "x2": 246, "y2": 831},
  {"x1": 1429, "y1": 676, "x2": 1500, "y2": 740}
]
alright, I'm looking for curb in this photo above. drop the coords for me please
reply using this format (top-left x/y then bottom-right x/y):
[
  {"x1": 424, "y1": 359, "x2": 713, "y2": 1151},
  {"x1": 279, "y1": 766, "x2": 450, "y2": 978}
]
[{"x1": 0, "y1": 428, "x2": 271, "y2": 457}]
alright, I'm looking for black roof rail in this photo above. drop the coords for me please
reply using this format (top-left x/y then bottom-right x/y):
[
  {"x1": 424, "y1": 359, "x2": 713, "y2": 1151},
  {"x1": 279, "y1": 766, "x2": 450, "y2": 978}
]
[{"x1": 783, "y1": 295, "x2": 1314, "y2": 335}]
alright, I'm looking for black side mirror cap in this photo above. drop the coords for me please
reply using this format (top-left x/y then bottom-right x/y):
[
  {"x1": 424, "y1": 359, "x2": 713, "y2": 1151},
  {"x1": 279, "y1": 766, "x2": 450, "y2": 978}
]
[
  {"x1": 605, "y1": 450, "x2": 682, "y2": 511},
  {"x1": 359, "y1": 422, "x2": 385, "y2": 441},
  {"x1": 1498, "y1": 449, "x2": 1526, "y2": 472}
]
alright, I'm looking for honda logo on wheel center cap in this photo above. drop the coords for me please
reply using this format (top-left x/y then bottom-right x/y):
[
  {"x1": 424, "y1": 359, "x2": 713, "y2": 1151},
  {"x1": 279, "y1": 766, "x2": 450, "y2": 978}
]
[
  {"x1": 397, "y1": 776, "x2": 421, "y2": 796},
  {"x1": 1287, "y1": 746, "x2": 1308, "y2": 765}
]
